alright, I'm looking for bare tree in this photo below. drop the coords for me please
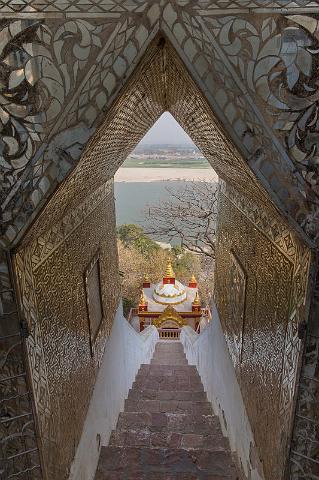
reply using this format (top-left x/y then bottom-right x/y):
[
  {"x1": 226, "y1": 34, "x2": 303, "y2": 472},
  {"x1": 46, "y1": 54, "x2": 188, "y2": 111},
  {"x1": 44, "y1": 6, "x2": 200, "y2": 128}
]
[{"x1": 143, "y1": 180, "x2": 218, "y2": 259}]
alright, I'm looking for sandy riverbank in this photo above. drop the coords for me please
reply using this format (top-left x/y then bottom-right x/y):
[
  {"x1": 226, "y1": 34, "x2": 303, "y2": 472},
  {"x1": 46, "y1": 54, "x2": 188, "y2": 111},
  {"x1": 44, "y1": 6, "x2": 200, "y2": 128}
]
[{"x1": 114, "y1": 167, "x2": 218, "y2": 183}]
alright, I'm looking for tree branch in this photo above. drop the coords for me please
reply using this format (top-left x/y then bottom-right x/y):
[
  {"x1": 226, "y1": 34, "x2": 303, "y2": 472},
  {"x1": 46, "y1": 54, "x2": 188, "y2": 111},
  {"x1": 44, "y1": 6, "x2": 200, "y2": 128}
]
[{"x1": 143, "y1": 180, "x2": 218, "y2": 259}]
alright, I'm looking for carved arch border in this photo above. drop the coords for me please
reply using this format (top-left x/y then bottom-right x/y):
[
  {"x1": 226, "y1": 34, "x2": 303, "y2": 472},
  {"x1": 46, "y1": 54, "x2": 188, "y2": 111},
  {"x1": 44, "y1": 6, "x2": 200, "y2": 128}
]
[{"x1": 9, "y1": 35, "x2": 315, "y2": 480}]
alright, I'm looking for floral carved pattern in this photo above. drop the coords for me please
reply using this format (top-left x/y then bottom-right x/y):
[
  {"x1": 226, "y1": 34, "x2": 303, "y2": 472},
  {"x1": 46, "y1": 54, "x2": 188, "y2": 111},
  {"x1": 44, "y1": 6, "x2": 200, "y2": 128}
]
[
  {"x1": 206, "y1": 15, "x2": 319, "y2": 205},
  {"x1": 0, "y1": 14, "x2": 159, "y2": 247},
  {"x1": 0, "y1": 4, "x2": 318, "y2": 479},
  {"x1": 0, "y1": 9, "x2": 319, "y2": 246},
  {"x1": 216, "y1": 185, "x2": 311, "y2": 478},
  {"x1": 164, "y1": 8, "x2": 319, "y2": 239},
  {"x1": 13, "y1": 182, "x2": 118, "y2": 479},
  {"x1": 0, "y1": 19, "x2": 117, "y2": 203}
]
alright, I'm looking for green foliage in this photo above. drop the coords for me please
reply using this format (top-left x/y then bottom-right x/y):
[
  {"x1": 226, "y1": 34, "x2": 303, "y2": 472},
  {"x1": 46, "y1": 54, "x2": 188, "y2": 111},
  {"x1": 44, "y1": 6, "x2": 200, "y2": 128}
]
[
  {"x1": 122, "y1": 156, "x2": 210, "y2": 168},
  {"x1": 117, "y1": 224, "x2": 214, "y2": 314},
  {"x1": 117, "y1": 224, "x2": 144, "y2": 246},
  {"x1": 117, "y1": 224, "x2": 160, "y2": 256},
  {"x1": 122, "y1": 297, "x2": 136, "y2": 317},
  {"x1": 171, "y1": 245, "x2": 183, "y2": 257},
  {"x1": 174, "y1": 251, "x2": 198, "y2": 276}
]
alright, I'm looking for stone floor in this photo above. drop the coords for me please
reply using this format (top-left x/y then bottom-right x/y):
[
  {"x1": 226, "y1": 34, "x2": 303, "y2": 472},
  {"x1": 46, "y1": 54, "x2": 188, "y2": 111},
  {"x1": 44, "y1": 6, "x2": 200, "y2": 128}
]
[{"x1": 95, "y1": 342, "x2": 238, "y2": 480}]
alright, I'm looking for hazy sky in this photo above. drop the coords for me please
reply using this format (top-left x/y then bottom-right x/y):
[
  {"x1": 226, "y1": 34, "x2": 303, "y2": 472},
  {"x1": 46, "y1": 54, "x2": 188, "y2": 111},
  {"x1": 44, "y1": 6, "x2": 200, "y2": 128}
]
[{"x1": 139, "y1": 111, "x2": 194, "y2": 145}]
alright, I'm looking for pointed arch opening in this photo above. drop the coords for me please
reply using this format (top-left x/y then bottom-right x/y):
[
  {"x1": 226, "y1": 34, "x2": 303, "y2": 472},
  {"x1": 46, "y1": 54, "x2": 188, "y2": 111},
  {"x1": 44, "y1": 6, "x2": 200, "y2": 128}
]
[{"x1": 10, "y1": 35, "x2": 313, "y2": 480}]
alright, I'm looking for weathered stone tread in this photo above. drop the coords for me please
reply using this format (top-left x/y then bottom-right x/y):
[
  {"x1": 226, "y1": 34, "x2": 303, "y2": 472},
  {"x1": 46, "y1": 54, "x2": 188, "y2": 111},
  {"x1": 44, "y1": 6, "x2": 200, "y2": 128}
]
[
  {"x1": 95, "y1": 342, "x2": 238, "y2": 480},
  {"x1": 95, "y1": 446, "x2": 237, "y2": 479}
]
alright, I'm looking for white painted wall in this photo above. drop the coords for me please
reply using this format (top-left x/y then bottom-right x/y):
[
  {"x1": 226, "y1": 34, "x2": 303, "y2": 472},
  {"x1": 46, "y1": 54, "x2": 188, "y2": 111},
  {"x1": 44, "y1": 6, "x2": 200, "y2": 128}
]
[
  {"x1": 68, "y1": 303, "x2": 159, "y2": 480},
  {"x1": 180, "y1": 303, "x2": 265, "y2": 480}
]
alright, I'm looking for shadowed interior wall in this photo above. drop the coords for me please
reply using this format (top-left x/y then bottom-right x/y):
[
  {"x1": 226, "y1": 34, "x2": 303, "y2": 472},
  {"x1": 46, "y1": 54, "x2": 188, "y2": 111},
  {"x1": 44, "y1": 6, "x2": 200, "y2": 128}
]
[
  {"x1": 215, "y1": 182, "x2": 311, "y2": 479},
  {"x1": 14, "y1": 181, "x2": 120, "y2": 479}
]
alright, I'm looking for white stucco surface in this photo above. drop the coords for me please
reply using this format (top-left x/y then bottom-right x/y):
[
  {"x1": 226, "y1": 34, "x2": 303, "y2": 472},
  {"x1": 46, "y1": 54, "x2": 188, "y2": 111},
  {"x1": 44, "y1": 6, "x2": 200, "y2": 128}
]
[
  {"x1": 180, "y1": 304, "x2": 265, "y2": 480},
  {"x1": 143, "y1": 284, "x2": 198, "y2": 311},
  {"x1": 68, "y1": 303, "x2": 159, "y2": 480}
]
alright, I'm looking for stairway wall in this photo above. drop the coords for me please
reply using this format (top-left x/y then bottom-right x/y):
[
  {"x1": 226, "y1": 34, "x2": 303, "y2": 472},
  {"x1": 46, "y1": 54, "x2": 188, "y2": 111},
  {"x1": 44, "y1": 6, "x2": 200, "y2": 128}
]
[
  {"x1": 214, "y1": 182, "x2": 312, "y2": 480},
  {"x1": 181, "y1": 308, "x2": 264, "y2": 480},
  {"x1": 69, "y1": 305, "x2": 158, "y2": 480},
  {"x1": 13, "y1": 181, "x2": 121, "y2": 480}
]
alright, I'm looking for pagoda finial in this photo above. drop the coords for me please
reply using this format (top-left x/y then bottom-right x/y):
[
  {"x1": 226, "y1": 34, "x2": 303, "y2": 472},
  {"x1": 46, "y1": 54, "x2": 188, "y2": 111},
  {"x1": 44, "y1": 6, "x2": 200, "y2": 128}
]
[
  {"x1": 142, "y1": 274, "x2": 151, "y2": 288},
  {"x1": 189, "y1": 273, "x2": 197, "y2": 288},
  {"x1": 139, "y1": 290, "x2": 147, "y2": 306},
  {"x1": 193, "y1": 291, "x2": 201, "y2": 305},
  {"x1": 164, "y1": 257, "x2": 175, "y2": 279}
]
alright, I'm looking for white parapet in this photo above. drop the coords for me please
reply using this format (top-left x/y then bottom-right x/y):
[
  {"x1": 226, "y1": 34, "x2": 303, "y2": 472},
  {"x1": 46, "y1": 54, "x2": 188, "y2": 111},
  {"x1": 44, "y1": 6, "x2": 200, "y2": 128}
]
[
  {"x1": 68, "y1": 303, "x2": 159, "y2": 480},
  {"x1": 180, "y1": 303, "x2": 265, "y2": 480}
]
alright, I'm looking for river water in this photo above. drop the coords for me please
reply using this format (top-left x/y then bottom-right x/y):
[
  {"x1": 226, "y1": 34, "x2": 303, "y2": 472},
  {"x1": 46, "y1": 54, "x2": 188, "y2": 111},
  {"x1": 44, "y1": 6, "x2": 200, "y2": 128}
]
[{"x1": 114, "y1": 168, "x2": 218, "y2": 235}]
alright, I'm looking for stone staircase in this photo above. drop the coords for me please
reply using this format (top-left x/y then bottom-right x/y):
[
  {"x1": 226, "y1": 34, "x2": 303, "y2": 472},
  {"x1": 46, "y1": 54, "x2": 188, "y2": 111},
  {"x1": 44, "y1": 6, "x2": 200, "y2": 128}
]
[{"x1": 95, "y1": 342, "x2": 238, "y2": 479}]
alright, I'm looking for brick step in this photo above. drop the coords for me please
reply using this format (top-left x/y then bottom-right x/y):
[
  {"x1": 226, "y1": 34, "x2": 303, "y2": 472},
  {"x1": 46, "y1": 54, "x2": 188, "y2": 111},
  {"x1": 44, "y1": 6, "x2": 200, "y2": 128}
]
[
  {"x1": 109, "y1": 428, "x2": 229, "y2": 451},
  {"x1": 133, "y1": 376, "x2": 203, "y2": 391},
  {"x1": 139, "y1": 364, "x2": 197, "y2": 375},
  {"x1": 94, "y1": 342, "x2": 239, "y2": 480},
  {"x1": 151, "y1": 350, "x2": 187, "y2": 365},
  {"x1": 117, "y1": 412, "x2": 222, "y2": 435},
  {"x1": 154, "y1": 344, "x2": 184, "y2": 353},
  {"x1": 135, "y1": 371, "x2": 201, "y2": 382},
  {"x1": 137, "y1": 372, "x2": 198, "y2": 381},
  {"x1": 95, "y1": 446, "x2": 237, "y2": 479},
  {"x1": 128, "y1": 389, "x2": 207, "y2": 402},
  {"x1": 152, "y1": 349, "x2": 186, "y2": 355},
  {"x1": 146, "y1": 344, "x2": 191, "y2": 371},
  {"x1": 152, "y1": 348, "x2": 185, "y2": 354},
  {"x1": 151, "y1": 359, "x2": 188, "y2": 366},
  {"x1": 125, "y1": 398, "x2": 212, "y2": 415}
]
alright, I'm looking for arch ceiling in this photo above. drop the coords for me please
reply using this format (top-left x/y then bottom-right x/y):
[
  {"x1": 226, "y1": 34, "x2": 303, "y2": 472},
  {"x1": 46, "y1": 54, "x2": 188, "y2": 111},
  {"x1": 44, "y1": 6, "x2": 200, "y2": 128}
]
[{"x1": 1, "y1": 1, "x2": 319, "y2": 248}]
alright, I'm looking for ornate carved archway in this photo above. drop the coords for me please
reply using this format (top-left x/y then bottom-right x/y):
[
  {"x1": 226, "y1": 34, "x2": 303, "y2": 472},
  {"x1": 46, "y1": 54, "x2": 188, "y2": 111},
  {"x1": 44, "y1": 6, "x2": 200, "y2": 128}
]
[
  {"x1": 153, "y1": 306, "x2": 186, "y2": 329},
  {"x1": 0, "y1": 4, "x2": 318, "y2": 480}
]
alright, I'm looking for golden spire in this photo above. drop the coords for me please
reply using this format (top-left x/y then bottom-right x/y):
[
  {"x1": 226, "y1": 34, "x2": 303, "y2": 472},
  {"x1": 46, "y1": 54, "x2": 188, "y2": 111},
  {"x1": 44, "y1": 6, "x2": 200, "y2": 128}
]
[
  {"x1": 164, "y1": 258, "x2": 175, "y2": 278},
  {"x1": 191, "y1": 274, "x2": 197, "y2": 283},
  {"x1": 193, "y1": 291, "x2": 201, "y2": 305},
  {"x1": 139, "y1": 290, "x2": 147, "y2": 306}
]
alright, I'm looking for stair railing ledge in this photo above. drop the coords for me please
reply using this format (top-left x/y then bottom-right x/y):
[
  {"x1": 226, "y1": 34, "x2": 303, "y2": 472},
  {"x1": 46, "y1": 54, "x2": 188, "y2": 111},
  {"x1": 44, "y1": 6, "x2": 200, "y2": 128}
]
[{"x1": 180, "y1": 325, "x2": 201, "y2": 366}]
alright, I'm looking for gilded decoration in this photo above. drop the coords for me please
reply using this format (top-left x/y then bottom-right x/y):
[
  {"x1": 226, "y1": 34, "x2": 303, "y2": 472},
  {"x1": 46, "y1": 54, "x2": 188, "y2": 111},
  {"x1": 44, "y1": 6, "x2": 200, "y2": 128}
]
[
  {"x1": 1, "y1": 7, "x2": 319, "y2": 247},
  {"x1": 0, "y1": 4, "x2": 317, "y2": 478},
  {"x1": 215, "y1": 184, "x2": 311, "y2": 480},
  {"x1": 153, "y1": 306, "x2": 186, "y2": 329},
  {"x1": 13, "y1": 183, "x2": 120, "y2": 479},
  {"x1": 16, "y1": 37, "x2": 287, "y2": 254}
]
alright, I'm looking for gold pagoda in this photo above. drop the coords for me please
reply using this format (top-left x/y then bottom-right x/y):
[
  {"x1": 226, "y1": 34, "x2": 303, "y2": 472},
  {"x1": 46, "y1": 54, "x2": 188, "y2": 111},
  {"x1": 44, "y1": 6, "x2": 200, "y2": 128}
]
[{"x1": 135, "y1": 259, "x2": 209, "y2": 334}]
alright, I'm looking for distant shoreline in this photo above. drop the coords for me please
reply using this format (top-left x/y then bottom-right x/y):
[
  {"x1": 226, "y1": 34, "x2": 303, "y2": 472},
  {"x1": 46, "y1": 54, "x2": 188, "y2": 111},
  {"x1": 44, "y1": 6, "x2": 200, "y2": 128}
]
[
  {"x1": 121, "y1": 165, "x2": 211, "y2": 169},
  {"x1": 115, "y1": 167, "x2": 218, "y2": 183}
]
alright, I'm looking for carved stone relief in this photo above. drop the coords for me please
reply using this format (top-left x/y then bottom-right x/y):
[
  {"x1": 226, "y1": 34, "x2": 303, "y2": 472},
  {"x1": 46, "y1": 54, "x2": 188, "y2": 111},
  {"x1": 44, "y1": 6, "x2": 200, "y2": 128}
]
[
  {"x1": 215, "y1": 183, "x2": 311, "y2": 479},
  {"x1": 1, "y1": 4, "x2": 319, "y2": 248},
  {"x1": 14, "y1": 181, "x2": 120, "y2": 479},
  {"x1": 0, "y1": 3, "x2": 317, "y2": 478}
]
